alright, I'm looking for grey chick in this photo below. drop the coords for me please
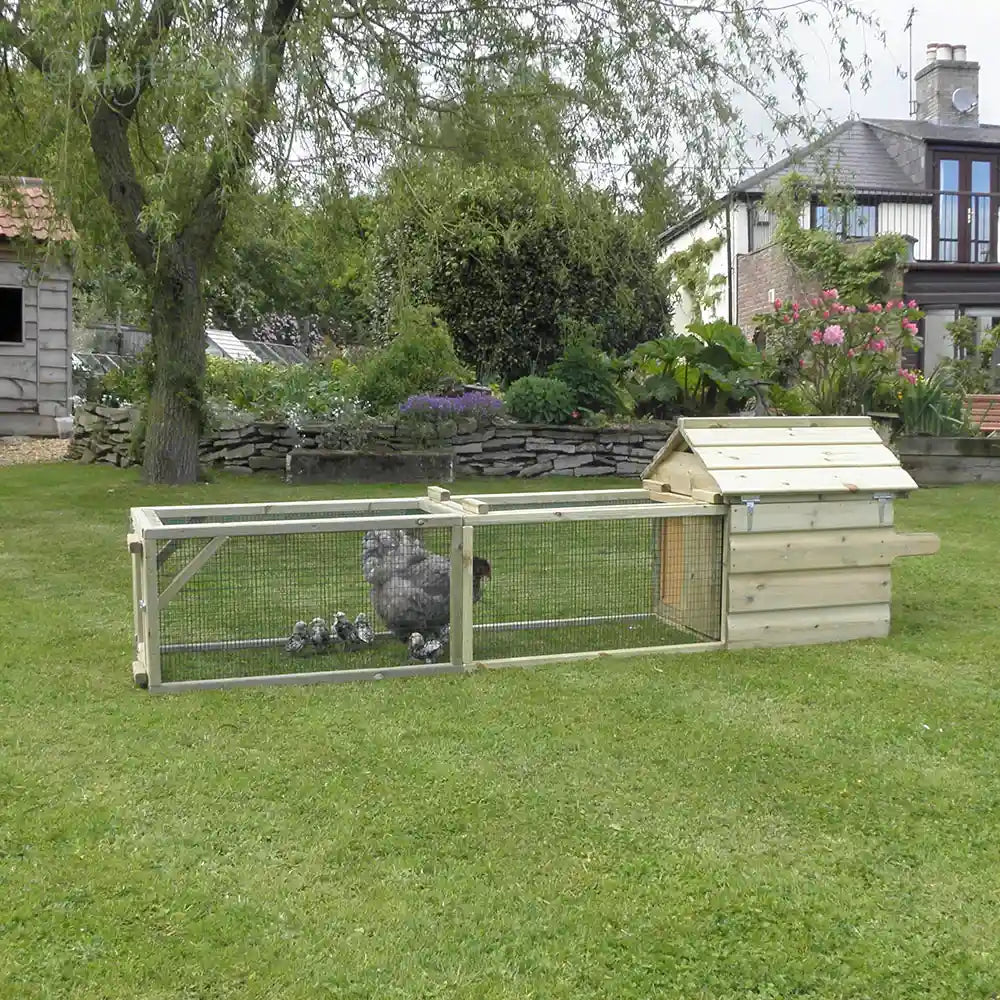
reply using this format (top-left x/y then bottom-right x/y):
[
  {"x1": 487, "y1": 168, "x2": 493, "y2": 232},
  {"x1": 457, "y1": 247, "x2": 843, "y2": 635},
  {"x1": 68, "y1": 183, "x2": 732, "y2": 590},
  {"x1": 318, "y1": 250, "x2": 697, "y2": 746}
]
[
  {"x1": 334, "y1": 610, "x2": 360, "y2": 650},
  {"x1": 407, "y1": 631, "x2": 444, "y2": 664},
  {"x1": 308, "y1": 617, "x2": 331, "y2": 652},
  {"x1": 436, "y1": 624, "x2": 450, "y2": 645},
  {"x1": 354, "y1": 613, "x2": 375, "y2": 646},
  {"x1": 285, "y1": 620, "x2": 309, "y2": 655}
]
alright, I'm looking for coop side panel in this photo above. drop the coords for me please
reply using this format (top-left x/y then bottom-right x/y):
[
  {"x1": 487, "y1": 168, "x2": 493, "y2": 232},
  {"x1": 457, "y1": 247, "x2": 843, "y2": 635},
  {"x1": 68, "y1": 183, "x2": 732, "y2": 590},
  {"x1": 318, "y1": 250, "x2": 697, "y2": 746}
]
[{"x1": 724, "y1": 500, "x2": 896, "y2": 650}]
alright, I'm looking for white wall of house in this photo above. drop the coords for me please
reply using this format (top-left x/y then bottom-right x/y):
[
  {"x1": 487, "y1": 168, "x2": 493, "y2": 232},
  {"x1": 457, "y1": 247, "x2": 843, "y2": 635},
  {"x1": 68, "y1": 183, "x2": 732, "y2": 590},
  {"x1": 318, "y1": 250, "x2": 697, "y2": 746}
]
[
  {"x1": 922, "y1": 308, "x2": 955, "y2": 373},
  {"x1": 878, "y1": 202, "x2": 932, "y2": 261},
  {"x1": 659, "y1": 201, "x2": 752, "y2": 334}
]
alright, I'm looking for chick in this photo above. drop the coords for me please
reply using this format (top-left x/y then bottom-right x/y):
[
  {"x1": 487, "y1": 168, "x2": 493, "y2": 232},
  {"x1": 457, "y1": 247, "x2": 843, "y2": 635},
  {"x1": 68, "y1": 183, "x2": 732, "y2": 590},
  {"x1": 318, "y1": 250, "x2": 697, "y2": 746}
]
[
  {"x1": 407, "y1": 631, "x2": 444, "y2": 664},
  {"x1": 354, "y1": 613, "x2": 375, "y2": 646},
  {"x1": 285, "y1": 620, "x2": 309, "y2": 655},
  {"x1": 308, "y1": 617, "x2": 332, "y2": 652},
  {"x1": 334, "y1": 610, "x2": 360, "y2": 649}
]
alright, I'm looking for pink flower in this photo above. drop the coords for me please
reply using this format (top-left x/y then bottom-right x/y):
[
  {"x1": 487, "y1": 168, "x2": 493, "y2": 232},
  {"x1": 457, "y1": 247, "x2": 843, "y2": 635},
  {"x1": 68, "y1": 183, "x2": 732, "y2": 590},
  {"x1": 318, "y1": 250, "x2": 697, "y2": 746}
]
[
  {"x1": 810, "y1": 330, "x2": 823, "y2": 344},
  {"x1": 822, "y1": 310, "x2": 830, "y2": 319},
  {"x1": 822, "y1": 324, "x2": 845, "y2": 346},
  {"x1": 845, "y1": 305, "x2": 857, "y2": 314},
  {"x1": 847, "y1": 348, "x2": 855, "y2": 358},
  {"x1": 874, "y1": 326, "x2": 882, "y2": 334},
  {"x1": 810, "y1": 297, "x2": 820, "y2": 307},
  {"x1": 902, "y1": 319, "x2": 919, "y2": 334},
  {"x1": 907, "y1": 299, "x2": 918, "y2": 308},
  {"x1": 799, "y1": 358, "x2": 807, "y2": 368},
  {"x1": 872, "y1": 339, "x2": 886, "y2": 352},
  {"x1": 774, "y1": 298, "x2": 782, "y2": 310},
  {"x1": 781, "y1": 315, "x2": 791, "y2": 323},
  {"x1": 571, "y1": 409, "x2": 580, "y2": 418},
  {"x1": 791, "y1": 302, "x2": 799, "y2": 311},
  {"x1": 867, "y1": 303, "x2": 883, "y2": 313},
  {"x1": 822, "y1": 288, "x2": 839, "y2": 299}
]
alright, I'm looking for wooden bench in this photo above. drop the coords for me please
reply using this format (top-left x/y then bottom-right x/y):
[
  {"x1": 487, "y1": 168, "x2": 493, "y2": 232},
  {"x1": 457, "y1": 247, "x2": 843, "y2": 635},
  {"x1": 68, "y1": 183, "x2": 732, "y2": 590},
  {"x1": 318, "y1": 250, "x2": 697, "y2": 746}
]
[{"x1": 966, "y1": 394, "x2": 1000, "y2": 435}]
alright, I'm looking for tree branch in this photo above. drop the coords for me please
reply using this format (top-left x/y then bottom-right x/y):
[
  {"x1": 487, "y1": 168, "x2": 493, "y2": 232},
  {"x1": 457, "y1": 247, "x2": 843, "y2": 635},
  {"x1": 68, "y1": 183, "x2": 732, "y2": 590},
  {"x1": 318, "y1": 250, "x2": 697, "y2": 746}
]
[
  {"x1": 182, "y1": 0, "x2": 302, "y2": 258},
  {"x1": 86, "y1": 0, "x2": 179, "y2": 274}
]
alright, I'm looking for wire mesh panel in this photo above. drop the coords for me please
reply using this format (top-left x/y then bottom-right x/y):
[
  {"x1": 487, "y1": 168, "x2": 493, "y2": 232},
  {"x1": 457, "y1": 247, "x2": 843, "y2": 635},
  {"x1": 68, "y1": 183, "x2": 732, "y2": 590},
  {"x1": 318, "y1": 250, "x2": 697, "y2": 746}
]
[
  {"x1": 470, "y1": 511, "x2": 724, "y2": 663},
  {"x1": 154, "y1": 522, "x2": 457, "y2": 684}
]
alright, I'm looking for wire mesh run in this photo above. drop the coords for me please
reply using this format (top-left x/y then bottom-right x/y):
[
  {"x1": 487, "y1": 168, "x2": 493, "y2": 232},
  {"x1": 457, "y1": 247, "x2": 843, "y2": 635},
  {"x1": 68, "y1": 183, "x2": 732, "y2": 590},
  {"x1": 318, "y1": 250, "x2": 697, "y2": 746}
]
[
  {"x1": 155, "y1": 525, "x2": 456, "y2": 683},
  {"x1": 471, "y1": 513, "x2": 724, "y2": 662}
]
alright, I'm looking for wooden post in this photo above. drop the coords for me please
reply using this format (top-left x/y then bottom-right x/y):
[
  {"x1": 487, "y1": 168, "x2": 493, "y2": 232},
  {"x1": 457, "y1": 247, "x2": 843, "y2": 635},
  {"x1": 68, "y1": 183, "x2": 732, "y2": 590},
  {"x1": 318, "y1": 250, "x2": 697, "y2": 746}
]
[
  {"x1": 128, "y1": 532, "x2": 147, "y2": 688},
  {"x1": 141, "y1": 534, "x2": 162, "y2": 689},
  {"x1": 460, "y1": 525, "x2": 475, "y2": 666},
  {"x1": 449, "y1": 525, "x2": 464, "y2": 668}
]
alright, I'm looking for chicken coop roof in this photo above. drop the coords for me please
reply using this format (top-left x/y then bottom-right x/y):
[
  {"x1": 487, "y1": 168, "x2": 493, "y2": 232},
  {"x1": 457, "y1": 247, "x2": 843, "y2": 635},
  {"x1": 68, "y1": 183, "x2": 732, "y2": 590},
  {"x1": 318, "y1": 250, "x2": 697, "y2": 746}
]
[{"x1": 642, "y1": 416, "x2": 917, "y2": 499}]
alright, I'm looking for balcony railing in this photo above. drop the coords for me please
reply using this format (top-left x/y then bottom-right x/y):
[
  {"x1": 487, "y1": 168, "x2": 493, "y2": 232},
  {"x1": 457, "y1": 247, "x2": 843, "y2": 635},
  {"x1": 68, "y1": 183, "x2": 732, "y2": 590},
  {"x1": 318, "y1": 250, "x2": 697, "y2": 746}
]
[{"x1": 749, "y1": 190, "x2": 1000, "y2": 265}]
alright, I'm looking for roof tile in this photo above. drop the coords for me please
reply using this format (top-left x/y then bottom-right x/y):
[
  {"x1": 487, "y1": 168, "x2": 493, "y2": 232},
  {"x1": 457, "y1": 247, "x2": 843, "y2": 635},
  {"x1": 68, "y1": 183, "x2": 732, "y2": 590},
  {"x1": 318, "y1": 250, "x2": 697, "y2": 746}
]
[{"x1": 0, "y1": 181, "x2": 75, "y2": 242}]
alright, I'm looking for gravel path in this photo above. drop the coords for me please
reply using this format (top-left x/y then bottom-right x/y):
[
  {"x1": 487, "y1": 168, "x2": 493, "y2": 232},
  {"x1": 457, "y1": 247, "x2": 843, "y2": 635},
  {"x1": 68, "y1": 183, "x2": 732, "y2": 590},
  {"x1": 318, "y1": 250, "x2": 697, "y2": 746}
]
[{"x1": 0, "y1": 436, "x2": 72, "y2": 466}]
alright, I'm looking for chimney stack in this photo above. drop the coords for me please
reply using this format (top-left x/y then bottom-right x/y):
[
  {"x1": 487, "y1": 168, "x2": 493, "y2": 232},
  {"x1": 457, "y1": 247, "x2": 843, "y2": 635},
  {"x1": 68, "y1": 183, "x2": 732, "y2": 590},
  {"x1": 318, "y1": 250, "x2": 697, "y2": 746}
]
[{"x1": 915, "y1": 43, "x2": 979, "y2": 126}]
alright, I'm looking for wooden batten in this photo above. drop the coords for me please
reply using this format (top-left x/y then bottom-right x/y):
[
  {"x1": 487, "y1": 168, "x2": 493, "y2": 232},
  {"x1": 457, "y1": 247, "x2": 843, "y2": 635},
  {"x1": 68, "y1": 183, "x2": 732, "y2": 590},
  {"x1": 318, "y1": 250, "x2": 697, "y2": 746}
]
[{"x1": 725, "y1": 603, "x2": 891, "y2": 650}]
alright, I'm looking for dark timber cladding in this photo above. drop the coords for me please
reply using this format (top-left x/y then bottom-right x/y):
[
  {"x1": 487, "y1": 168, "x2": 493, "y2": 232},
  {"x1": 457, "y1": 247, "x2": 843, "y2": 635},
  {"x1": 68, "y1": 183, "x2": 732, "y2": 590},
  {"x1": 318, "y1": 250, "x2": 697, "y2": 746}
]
[{"x1": 903, "y1": 262, "x2": 1000, "y2": 305}]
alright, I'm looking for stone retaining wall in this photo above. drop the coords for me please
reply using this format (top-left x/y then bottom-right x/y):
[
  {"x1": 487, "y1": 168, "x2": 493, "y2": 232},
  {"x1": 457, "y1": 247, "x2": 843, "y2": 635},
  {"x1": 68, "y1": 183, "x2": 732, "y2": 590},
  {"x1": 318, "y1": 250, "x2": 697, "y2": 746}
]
[{"x1": 69, "y1": 403, "x2": 673, "y2": 479}]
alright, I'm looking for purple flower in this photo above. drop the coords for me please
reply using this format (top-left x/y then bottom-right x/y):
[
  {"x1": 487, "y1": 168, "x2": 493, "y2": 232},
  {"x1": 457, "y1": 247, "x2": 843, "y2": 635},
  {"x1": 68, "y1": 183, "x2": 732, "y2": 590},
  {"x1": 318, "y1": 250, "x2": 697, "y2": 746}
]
[{"x1": 399, "y1": 391, "x2": 503, "y2": 418}]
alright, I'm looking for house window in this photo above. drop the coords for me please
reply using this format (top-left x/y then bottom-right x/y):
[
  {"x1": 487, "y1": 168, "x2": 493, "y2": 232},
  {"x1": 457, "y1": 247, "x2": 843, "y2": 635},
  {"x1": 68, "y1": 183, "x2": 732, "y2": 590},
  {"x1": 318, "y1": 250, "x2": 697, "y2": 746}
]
[
  {"x1": 0, "y1": 287, "x2": 23, "y2": 344},
  {"x1": 814, "y1": 204, "x2": 877, "y2": 239}
]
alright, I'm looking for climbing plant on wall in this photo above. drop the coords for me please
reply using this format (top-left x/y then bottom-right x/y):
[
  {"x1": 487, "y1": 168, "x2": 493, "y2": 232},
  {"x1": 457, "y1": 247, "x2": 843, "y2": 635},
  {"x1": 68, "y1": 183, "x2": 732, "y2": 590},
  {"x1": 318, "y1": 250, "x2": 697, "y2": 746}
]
[{"x1": 766, "y1": 173, "x2": 910, "y2": 303}]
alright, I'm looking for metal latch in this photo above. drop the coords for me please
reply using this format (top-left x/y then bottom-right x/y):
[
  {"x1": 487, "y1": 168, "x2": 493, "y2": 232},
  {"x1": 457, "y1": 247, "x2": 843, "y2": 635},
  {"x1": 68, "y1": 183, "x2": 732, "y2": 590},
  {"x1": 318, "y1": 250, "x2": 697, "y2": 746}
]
[
  {"x1": 742, "y1": 496, "x2": 761, "y2": 532},
  {"x1": 873, "y1": 493, "x2": 894, "y2": 526}
]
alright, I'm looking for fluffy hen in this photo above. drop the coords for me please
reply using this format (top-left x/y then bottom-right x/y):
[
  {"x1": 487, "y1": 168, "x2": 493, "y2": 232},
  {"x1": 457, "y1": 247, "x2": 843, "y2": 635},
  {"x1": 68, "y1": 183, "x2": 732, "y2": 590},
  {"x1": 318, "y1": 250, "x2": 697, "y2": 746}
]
[{"x1": 361, "y1": 529, "x2": 491, "y2": 642}]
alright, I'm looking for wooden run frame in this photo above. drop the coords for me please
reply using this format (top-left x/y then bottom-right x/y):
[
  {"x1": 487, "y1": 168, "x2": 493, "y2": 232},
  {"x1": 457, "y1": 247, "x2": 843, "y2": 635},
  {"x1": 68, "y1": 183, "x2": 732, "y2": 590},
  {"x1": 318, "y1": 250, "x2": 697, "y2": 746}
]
[{"x1": 128, "y1": 488, "x2": 726, "y2": 693}]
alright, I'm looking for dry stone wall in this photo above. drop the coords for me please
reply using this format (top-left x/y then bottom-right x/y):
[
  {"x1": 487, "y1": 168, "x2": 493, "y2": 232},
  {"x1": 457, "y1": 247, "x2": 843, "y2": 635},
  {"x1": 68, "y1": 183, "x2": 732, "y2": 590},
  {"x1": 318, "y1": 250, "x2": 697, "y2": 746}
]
[{"x1": 69, "y1": 403, "x2": 673, "y2": 479}]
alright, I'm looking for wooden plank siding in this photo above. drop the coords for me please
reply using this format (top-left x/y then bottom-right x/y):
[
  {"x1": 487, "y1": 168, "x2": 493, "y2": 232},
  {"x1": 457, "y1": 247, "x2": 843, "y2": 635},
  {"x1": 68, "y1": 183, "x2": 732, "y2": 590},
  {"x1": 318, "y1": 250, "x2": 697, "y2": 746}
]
[{"x1": 0, "y1": 256, "x2": 72, "y2": 433}]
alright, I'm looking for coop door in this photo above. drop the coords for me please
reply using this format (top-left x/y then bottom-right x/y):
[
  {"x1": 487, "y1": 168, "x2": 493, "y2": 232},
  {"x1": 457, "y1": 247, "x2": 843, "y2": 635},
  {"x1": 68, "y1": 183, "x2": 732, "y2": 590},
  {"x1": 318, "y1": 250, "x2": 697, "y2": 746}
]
[{"x1": 655, "y1": 516, "x2": 723, "y2": 640}]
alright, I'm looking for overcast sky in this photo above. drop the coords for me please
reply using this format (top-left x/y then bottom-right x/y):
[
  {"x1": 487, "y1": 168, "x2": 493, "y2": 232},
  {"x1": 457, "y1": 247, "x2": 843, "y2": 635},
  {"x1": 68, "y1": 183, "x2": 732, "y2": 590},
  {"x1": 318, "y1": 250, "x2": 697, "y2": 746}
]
[{"x1": 795, "y1": 0, "x2": 997, "y2": 124}]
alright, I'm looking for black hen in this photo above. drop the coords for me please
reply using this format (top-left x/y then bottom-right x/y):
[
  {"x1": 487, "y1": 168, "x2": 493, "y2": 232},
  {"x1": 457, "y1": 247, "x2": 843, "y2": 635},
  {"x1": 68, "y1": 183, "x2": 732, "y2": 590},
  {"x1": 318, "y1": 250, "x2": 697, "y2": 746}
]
[{"x1": 361, "y1": 529, "x2": 491, "y2": 642}]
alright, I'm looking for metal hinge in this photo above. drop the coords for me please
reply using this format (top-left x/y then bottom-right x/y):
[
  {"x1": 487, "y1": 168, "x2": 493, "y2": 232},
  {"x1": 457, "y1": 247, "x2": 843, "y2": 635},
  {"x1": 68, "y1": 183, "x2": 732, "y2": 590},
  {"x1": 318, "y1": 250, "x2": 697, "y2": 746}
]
[
  {"x1": 873, "y1": 492, "x2": 894, "y2": 526},
  {"x1": 742, "y1": 496, "x2": 762, "y2": 532}
]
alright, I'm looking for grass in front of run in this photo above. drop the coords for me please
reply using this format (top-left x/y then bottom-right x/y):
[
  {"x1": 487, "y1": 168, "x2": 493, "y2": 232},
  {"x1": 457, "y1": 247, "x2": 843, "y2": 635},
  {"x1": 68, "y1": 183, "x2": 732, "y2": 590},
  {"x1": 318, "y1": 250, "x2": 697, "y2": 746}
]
[{"x1": 2, "y1": 462, "x2": 999, "y2": 999}]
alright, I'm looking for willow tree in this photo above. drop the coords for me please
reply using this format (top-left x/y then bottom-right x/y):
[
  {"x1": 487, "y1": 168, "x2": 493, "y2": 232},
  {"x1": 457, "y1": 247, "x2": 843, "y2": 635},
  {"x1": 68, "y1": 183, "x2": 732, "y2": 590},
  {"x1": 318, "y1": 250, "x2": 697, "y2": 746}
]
[{"x1": 0, "y1": 0, "x2": 877, "y2": 484}]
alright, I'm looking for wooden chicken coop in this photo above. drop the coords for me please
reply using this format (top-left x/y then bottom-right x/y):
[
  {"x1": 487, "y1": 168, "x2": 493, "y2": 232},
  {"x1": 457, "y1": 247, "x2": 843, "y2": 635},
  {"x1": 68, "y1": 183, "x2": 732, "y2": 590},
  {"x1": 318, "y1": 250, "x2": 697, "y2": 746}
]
[
  {"x1": 126, "y1": 416, "x2": 940, "y2": 693},
  {"x1": 642, "y1": 415, "x2": 940, "y2": 649}
]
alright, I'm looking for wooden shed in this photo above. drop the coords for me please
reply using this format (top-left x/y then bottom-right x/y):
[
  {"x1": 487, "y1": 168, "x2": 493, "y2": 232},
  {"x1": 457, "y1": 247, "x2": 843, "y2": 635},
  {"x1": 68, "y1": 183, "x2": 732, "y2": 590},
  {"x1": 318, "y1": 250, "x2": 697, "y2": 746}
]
[
  {"x1": 643, "y1": 416, "x2": 940, "y2": 650},
  {"x1": 0, "y1": 180, "x2": 74, "y2": 437}
]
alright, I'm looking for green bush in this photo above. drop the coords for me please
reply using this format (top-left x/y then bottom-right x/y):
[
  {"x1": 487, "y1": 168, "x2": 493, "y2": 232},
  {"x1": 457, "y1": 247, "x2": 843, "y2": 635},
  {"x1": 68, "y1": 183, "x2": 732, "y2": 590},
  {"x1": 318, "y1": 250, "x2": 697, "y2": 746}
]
[
  {"x1": 505, "y1": 376, "x2": 576, "y2": 424},
  {"x1": 547, "y1": 322, "x2": 629, "y2": 415},
  {"x1": 625, "y1": 320, "x2": 764, "y2": 418},
  {"x1": 367, "y1": 163, "x2": 670, "y2": 380},
  {"x1": 356, "y1": 305, "x2": 472, "y2": 413},
  {"x1": 203, "y1": 357, "x2": 361, "y2": 423},
  {"x1": 899, "y1": 369, "x2": 971, "y2": 437}
]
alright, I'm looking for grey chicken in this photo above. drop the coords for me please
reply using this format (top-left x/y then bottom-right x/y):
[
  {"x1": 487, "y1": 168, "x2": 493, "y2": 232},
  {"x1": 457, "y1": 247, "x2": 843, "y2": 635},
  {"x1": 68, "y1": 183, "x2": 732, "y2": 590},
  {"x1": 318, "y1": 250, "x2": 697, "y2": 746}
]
[
  {"x1": 361, "y1": 529, "x2": 491, "y2": 642},
  {"x1": 407, "y1": 631, "x2": 445, "y2": 664}
]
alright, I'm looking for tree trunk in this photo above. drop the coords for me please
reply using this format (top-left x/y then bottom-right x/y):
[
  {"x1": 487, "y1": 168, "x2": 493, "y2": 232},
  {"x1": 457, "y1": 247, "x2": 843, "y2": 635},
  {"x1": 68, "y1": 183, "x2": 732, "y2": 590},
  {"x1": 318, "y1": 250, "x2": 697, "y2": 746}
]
[{"x1": 142, "y1": 255, "x2": 206, "y2": 485}]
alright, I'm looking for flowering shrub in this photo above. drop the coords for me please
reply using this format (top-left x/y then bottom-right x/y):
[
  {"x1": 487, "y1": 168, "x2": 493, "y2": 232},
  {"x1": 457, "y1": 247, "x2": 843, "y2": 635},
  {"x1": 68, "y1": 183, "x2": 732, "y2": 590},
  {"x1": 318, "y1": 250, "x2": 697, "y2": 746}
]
[
  {"x1": 755, "y1": 289, "x2": 923, "y2": 415},
  {"x1": 399, "y1": 391, "x2": 504, "y2": 421}
]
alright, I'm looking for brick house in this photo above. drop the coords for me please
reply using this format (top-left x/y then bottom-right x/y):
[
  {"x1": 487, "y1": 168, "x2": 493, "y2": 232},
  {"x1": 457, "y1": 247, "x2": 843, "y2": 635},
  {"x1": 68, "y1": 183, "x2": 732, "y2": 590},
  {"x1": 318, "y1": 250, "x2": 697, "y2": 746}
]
[{"x1": 659, "y1": 42, "x2": 1000, "y2": 373}]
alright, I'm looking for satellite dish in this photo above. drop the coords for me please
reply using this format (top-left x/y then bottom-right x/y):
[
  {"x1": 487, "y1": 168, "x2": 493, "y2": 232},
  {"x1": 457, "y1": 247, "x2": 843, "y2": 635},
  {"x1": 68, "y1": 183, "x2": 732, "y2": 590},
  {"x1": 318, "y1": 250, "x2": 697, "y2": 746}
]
[{"x1": 952, "y1": 87, "x2": 977, "y2": 113}]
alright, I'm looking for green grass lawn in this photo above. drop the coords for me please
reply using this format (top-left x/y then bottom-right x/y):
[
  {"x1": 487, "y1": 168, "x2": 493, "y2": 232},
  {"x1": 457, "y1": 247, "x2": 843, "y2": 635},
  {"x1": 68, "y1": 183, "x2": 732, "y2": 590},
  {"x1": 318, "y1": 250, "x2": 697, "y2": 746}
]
[{"x1": 2, "y1": 461, "x2": 1000, "y2": 999}]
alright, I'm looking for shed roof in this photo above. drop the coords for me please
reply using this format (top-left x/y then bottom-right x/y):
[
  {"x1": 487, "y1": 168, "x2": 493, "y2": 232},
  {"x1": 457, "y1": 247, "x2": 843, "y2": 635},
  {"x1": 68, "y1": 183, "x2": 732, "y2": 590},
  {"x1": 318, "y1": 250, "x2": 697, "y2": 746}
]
[
  {"x1": 0, "y1": 179, "x2": 75, "y2": 242},
  {"x1": 642, "y1": 416, "x2": 917, "y2": 498}
]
